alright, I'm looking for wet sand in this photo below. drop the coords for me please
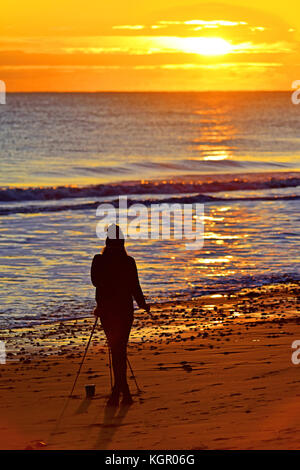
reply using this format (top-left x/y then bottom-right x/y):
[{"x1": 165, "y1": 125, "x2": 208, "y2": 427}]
[{"x1": 0, "y1": 282, "x2": 299, "y2": 450}]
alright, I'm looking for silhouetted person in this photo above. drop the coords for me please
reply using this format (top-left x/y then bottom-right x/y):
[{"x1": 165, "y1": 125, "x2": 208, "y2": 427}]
[{"x1": 91, "y1": 224, "x2": 150, "y2": 406}]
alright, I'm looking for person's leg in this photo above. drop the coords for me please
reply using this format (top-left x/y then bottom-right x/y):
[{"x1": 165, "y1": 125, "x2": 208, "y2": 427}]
[
  {"x1": 110, "y1": 341, "x2": 126, "y2": 390},
  {"x1": 101, "y1": 315, "x2": 133, "y2": 405},
  {"x1": 110, "y1": 316, "x2": 132, "y2": 389},
  {"x1": 119, "y1": 317, "x2": 133, "y2": 403},
  {"x1": 101, "y1": 316, "x2": 121, "y2": 405}
]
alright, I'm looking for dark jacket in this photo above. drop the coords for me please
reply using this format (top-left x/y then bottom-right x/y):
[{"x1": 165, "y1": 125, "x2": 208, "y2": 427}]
[{"x1": 91, "y1": 252, "x2": 147, "y2": 316}]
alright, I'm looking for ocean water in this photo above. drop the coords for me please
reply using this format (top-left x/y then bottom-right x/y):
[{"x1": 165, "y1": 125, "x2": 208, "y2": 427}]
[{"x1": 0, "y1": 92, "x2": 299, "y2": 328}]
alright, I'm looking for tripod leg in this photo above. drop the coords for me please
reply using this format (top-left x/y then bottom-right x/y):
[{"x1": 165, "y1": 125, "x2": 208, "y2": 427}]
[
  {"x1": 127, "y1": 357, "x2": 142, "y2": 394},
  {"x1": 69, "y1": 316, "x2": 98, "y2": 398},
  {"x1": 108, "y1": 344, "x2": 113, "y2": 391},
  {"x1": 50, "y1": 316, "x2": 98, "y2": 437}
]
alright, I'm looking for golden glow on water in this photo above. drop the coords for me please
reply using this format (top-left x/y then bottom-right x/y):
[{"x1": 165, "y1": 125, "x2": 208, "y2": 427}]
[
  {"x1": 202, "y1": 216, "x2": 225, "y2": 221},
  {"x1": 190, "y1": 109, "x2": 237, "y2": 162},
  {"x1": 204, "y1": 232, "x2": 242, "y2": 240},
  {"x1": 206, "y1": 271, "x2": 237, "y2": 277},
  {"x1": 194, "y1": 256, "x2": 233, "y2": 264}
]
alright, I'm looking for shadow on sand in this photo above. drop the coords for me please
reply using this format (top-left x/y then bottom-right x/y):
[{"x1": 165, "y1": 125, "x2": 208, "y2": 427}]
[
  {"x1": 75, "y1": 397, "x2": 93, "y2": 415},
  {"x1": 93, "y1": 403, "x2": 132, "y2": 450}
]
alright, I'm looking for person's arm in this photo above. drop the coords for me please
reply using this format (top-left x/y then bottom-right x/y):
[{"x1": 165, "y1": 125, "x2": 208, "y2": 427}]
[
  {"x1": 130, "y1": 258, "x2": 149, "y2": 312},
  {"x1": 91, "y1": 255, "x2": 101, "y2": 287},
  {"x1": 91, "y1": 255, "x2": 102, "y2": 317}
]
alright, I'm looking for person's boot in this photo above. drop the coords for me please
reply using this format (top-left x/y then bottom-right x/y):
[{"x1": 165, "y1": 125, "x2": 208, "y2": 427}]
[
  {"x1": 107, "y1": 386, "x2": 120, "y2": 407},
  {"x1": 121, "y1": 383, "x2": 133, "y2": 405}
]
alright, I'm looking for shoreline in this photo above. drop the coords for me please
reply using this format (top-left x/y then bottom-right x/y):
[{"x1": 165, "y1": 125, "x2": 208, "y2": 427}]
[
  {"x1": 1, "y1": 169, "x2": 299, "y2": 197},
  {"x1": 1, "y1": 282, "x2": 300, "y2": 450},
  {"x1": 2, "y1": 282, "x2": 299, "y2": 357}
]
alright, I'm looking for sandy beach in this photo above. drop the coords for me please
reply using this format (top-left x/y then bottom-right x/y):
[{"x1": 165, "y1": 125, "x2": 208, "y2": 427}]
[{"x1": 0, "y1": 282, "x2": 299, "y2": 450}]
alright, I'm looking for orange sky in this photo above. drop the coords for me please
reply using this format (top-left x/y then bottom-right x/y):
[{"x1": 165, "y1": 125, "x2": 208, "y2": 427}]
[{"x1": 1, "y1": 1, "x2": 300, "y2": 91}]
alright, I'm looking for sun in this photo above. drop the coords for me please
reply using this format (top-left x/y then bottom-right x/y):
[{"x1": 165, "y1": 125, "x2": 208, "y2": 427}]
[{"x1": 180, "y1": 37, "x2": 233, "y2": 56}]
